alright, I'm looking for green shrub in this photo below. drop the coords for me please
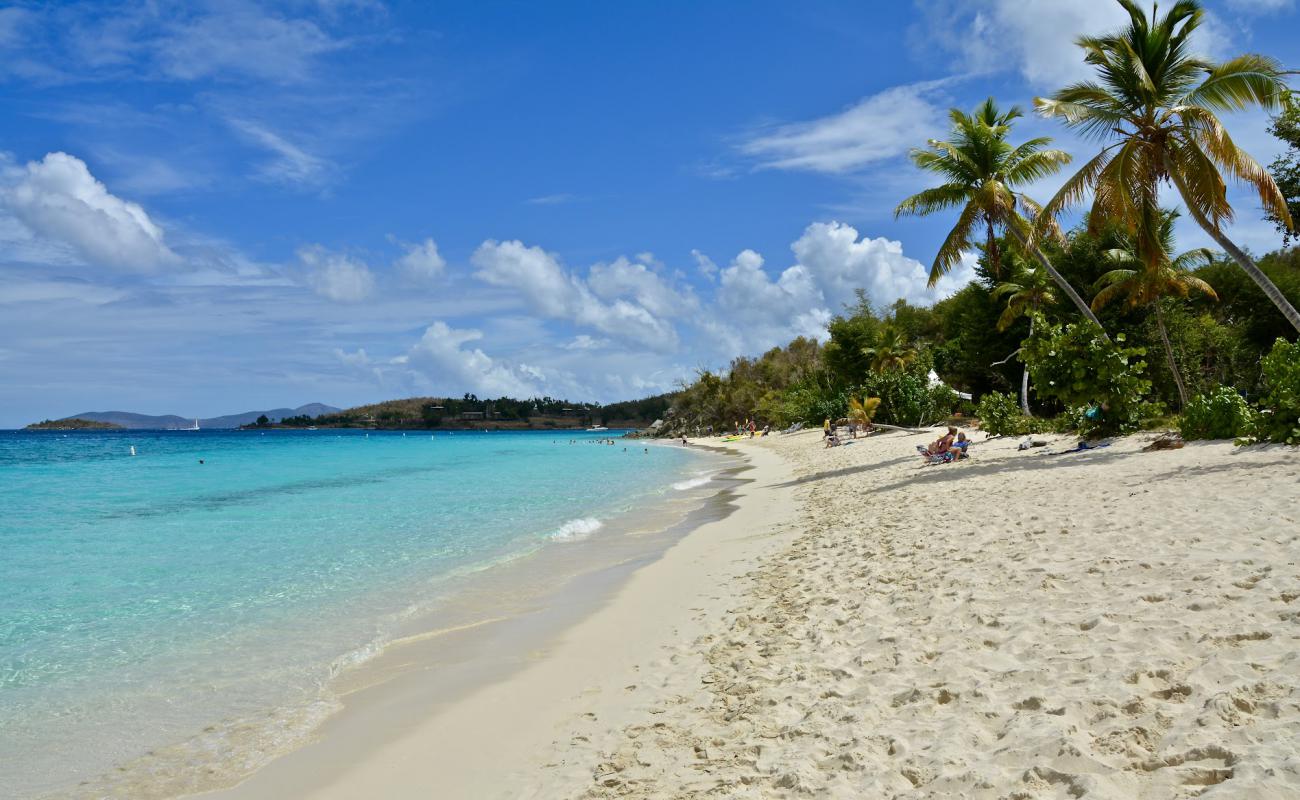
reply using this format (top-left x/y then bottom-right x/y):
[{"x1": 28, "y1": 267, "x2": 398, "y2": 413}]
[
  {"x1": 1021, "y1": 323, "x2": 1154, "y2": 437},
  {"x1": 858, "y1": 366, "x2": 957, "y2": 427},
  {"x1": 1179, "y1": 386, "x2": 1256, "y2": 440},
  {"x1": 975, "y1": 391, "x2": 1031, "y2": 436},
  {"x1": 1254, "y1": 338, "x2": 1300, "y2": 444}
]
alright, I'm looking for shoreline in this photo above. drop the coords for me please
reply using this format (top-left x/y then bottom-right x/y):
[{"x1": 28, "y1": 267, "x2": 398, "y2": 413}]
[
  {"x1": 193, "y1": 441, "x2": 798, "y2": 799},
  {"x1": 30, "y1": 436, "x2": 728, "y2": 800}
]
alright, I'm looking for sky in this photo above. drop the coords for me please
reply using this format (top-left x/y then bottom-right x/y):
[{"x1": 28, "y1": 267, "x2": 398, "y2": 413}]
[{"x1": 1, "y1": 0, "x2": 1298, "y2": 427}]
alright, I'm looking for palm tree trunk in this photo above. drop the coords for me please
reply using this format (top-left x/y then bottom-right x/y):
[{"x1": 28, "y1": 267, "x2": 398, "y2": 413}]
[
  {"x1": 986, "y1": 216, "x2": 1001, "y2": 278},
  {"x1": 1006, "y1": 227, "x2": 1110, "y2": 338},
  {"x1": 1021, "y1": 315, "x2": 1033, "y2": 416},
  {"x1": 1168, "y1": 169, "x2": 1300, "y2": 334},
  {"x1": 1154, "y1": 302, "x2": 1188, "y2": 409}
]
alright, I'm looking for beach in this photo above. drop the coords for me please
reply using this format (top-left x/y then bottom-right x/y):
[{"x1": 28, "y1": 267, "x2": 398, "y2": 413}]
[{"x1": 201, "y1": 427, "x2": 1300, "y2": 799}]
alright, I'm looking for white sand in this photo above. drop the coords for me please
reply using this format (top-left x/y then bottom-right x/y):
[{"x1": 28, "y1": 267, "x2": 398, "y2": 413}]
[{"x1": 204, "y1": 429, "x2": 1300, "y2": 799}]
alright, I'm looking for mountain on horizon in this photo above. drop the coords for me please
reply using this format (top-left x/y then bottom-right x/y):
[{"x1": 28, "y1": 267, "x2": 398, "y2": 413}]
[{"x1": 58, "y1": 404, "x2": 340, "y2": 430}]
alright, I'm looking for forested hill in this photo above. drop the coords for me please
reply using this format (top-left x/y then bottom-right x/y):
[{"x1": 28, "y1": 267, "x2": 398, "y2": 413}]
[{"x1": 270, "y1": 393, "x2": 676, "y2": 430}]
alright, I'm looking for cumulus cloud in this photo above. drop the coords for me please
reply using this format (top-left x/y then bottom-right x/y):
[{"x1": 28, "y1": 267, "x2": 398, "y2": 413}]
[
  {"x1": 394, "y1": 238, "x2": 445, "y2": 285},
  {"x1": 701, "y1": 222, "x2": 972, "y2": 355},
  {"x1": 791, "y1": 221, "x2": 971, "y2": 307},
  {"x1": 1, "y1": 151, "x2": 179, "y2": 271},
  {"x1": 587, "y1": 254, "x2": 698, "y2": 319},
  {"x1": 738, "y1": 81, "x2": 948, "y2": 174},
  {"x1": 471, "y1": 239, "x2": 678, "y2": 350},
  {"x1": 404, "y1": 321, "x2": 542, "y2": 397},
  {"x1": 297, "y1": 245, "x2": 375, "y2": 302}
]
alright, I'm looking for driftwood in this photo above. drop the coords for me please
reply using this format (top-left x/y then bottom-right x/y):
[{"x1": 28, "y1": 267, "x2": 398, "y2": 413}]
[{"x1": 870, "y1": 423, "x2": 933, "y2": 435}]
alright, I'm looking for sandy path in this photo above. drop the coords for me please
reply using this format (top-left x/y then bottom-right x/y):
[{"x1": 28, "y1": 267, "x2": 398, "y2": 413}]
[{"x1": 532, "y1": 430, "x2": 1300, "y2": 799}]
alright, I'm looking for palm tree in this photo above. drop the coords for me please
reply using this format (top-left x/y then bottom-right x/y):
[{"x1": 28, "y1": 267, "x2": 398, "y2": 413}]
[
  {"x1": 896, "y1": 98, "x2": 1107, "y2": 332},
  {"x1": 992, "y1": 264, "x2": 1058, "y2": 415},
  {"x1": 1036, "y1": 0, "x2": 1298, "y2": 332},
  {"x1": 1091, "y1": 208, "x2": 1216, "y2": 408},
  {"x1": 862, "y1": 326, "x2": 916, "y2": 373},
  {"x1": 847, "y1": 396, "x2": 882, "y2": 431}
]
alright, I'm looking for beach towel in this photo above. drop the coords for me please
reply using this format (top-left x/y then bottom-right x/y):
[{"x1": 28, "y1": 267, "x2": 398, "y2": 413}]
[{"x1": 1048, "y1": 441, "x2": 1111, "y2": 456}]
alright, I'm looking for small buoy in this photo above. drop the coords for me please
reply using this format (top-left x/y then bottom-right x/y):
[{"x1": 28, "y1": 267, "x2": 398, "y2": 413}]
[{"x1": 129, "y1": 445, "x2": 137, "y2": 456}]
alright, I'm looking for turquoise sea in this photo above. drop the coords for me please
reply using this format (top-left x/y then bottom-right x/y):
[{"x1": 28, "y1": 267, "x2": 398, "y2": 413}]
[{"x1": 0, "y1": 429, "x2": 709, "y2": 797}]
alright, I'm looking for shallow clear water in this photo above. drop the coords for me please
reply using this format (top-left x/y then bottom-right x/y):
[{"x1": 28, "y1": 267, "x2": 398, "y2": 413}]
[{"x1": 0, "y1": 429, "x2": 702, "y2": 797}]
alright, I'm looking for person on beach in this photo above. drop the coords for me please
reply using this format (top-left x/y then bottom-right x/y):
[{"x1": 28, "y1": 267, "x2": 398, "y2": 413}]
[
  {"x1": 951, "y1": 431, "x2": 970, "y2": 460},
  {"x1": 924, "y1": 427, "x2": 958, "y2": 457}
]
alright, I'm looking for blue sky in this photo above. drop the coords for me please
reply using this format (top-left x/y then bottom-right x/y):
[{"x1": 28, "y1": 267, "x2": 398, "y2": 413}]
[{"x1": 1, "y1": 0, "x2": 1298, "y2": 427}]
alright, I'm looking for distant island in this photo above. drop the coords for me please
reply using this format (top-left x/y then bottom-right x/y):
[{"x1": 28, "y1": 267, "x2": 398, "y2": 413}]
[
  {"x1": 26, "y1": 418, "x2": 124, "y2": 430},
  {"x1": 30, "y1": 403, "x2": 341, "y2": 430},
  {"x1": 247, "y1": 394, "x2": 674, "y2": 431}
]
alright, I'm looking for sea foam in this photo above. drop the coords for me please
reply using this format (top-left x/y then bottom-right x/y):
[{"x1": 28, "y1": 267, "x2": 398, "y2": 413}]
[
  {"x1": 672, "y1": 473, "x2": 713, "y2": 491},
  {"x1": 548, "y1": 517, "x2": 604, "y2": 542}
]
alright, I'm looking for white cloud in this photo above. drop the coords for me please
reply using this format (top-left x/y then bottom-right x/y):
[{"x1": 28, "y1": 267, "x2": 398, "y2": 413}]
[
  {"x1": 690, "y1": 248, "x2": 718, "y2": 278},
  {"x1": 526, "y1": 193, "x2": 576, "y2": 205},
  {"x1": 394, "y1": 238, "x2": 445, "y2": 285},
  {"x1": 154, "y1": 8, "x2": 344, "y2": 83},
  {"x1": 471, "y1": 239, "x2": 678, "y2": 350},
  {"x1": 716, "y1": 249, "x2": 827, "y2": 343},
  {"x1": 915, "y1": 0, "x2": 1231, "y2": 89},
  {"x1": 1, "y1": 151, "x2": 179, "y2": 271},
  {"x1": 297, "y1": 245, "x2": 375, "y2": 302},
  {"x1": 791, "y1": 221, "x2": 970, "y2": 307},
  {"x1": 700, "y1": 221, "x2": 971, "y2": 355},
  {"x1": 587, "y1": 255, "x2": 698, "y2": 318},
  {"x1": 1225, "y1": 0, "x2": 1294, "y2": 11},
  {"x1": 333, "y1": 346, "x2": 384, "y2": 383},
  {"x1": 562, "y1": 334, "x2": 609, "y2": 350},
  {"x1": 228, "y1": 118, "x2": 330, "y2": 187},
  {"x1": 404, "y1": 321, "x2": 543, "y2": 398},
  {"x1": 738, "y1": 81, "x2": 949, "y2": 174}
]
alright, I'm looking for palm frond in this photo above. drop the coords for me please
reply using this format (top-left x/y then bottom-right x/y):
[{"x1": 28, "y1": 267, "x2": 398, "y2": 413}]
[
  {"x1": 1040, "y1": 146, "x2": 1115, "y2": 223},
  {"x1": 895, "y1": 183, "x2": 971, "y2": 219},
  {"x1": 1182, "y1": 54, "x2": 1287, "y2": 112},
  {"x1": 1167, "y1": 137, "x2": 1233, "y2": 227},
  {"x1": 929, "y1": 200, "x2": 980, "y2": 287}
]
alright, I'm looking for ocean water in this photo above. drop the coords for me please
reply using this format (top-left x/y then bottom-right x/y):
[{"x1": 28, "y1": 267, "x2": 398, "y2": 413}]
[{"x1": 0, "y1": 429, "x2": 708, "y2": 797}]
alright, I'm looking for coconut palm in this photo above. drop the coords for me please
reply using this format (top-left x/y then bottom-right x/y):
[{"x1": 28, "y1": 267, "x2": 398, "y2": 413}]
[
  {"x1": 1035, "y1": 0, "x2": 1298, "y2": 332},
  {"x1": 847, "y1": 396, "x2": 882, "y2": 431},
  {"x1": 992, "y1": 264, "x2": 1058, "y2": 415},
  {"x1": 896, "y1": 98, "x2": 1107, "y2": 332},
  {"x1": 862, "y1": 326, "x2": 916, "y2": 373},
  {"x1": 1092, "y1": 208, "x2": 1217, "y2": 408}
]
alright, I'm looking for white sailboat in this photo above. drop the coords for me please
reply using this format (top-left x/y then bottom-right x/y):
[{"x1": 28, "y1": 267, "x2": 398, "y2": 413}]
[{"x1": 186, "y1": 419, "x2": 200, "y2": 431}]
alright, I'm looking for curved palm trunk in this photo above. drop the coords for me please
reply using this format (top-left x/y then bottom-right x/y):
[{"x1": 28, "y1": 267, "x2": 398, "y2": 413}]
[
  {"x1": 1007, "y1": 227, "x2": 1110, "y2": 338},
  {"x1": 986, "y1": 216, "x2": 1001, "y2": 279},
  {"x1": 1168, "y1": 170, "x2": 1300, "y2": 334},
  {"x1": 1153, "y1": 302, "x2": 1188, "y2": 409},
  {"x1": 1020, "y1": 315, "x2": 1034, "y2": 416}
]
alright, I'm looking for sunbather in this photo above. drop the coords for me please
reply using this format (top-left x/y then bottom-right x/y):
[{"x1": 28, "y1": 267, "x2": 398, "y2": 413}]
[{"x1": 924, "y1": 427, "x2": 958, "y2": 456}]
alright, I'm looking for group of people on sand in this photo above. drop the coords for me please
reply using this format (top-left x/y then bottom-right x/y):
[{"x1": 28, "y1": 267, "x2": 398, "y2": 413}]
[
  {"x1": 822, "y1": 417, "x2": 872, "y2": 448},
  {"x1": 733, "y1": 419, "x2": 768, "y2": 438},
  {"x1": 918, "y1": 426, "x2": 970, "y2": 463}
]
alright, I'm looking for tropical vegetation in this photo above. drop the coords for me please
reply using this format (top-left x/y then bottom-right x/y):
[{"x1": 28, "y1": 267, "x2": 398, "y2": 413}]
[{"x1": 657, "y1": 0, "x2": 1297, "y2": 445}]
